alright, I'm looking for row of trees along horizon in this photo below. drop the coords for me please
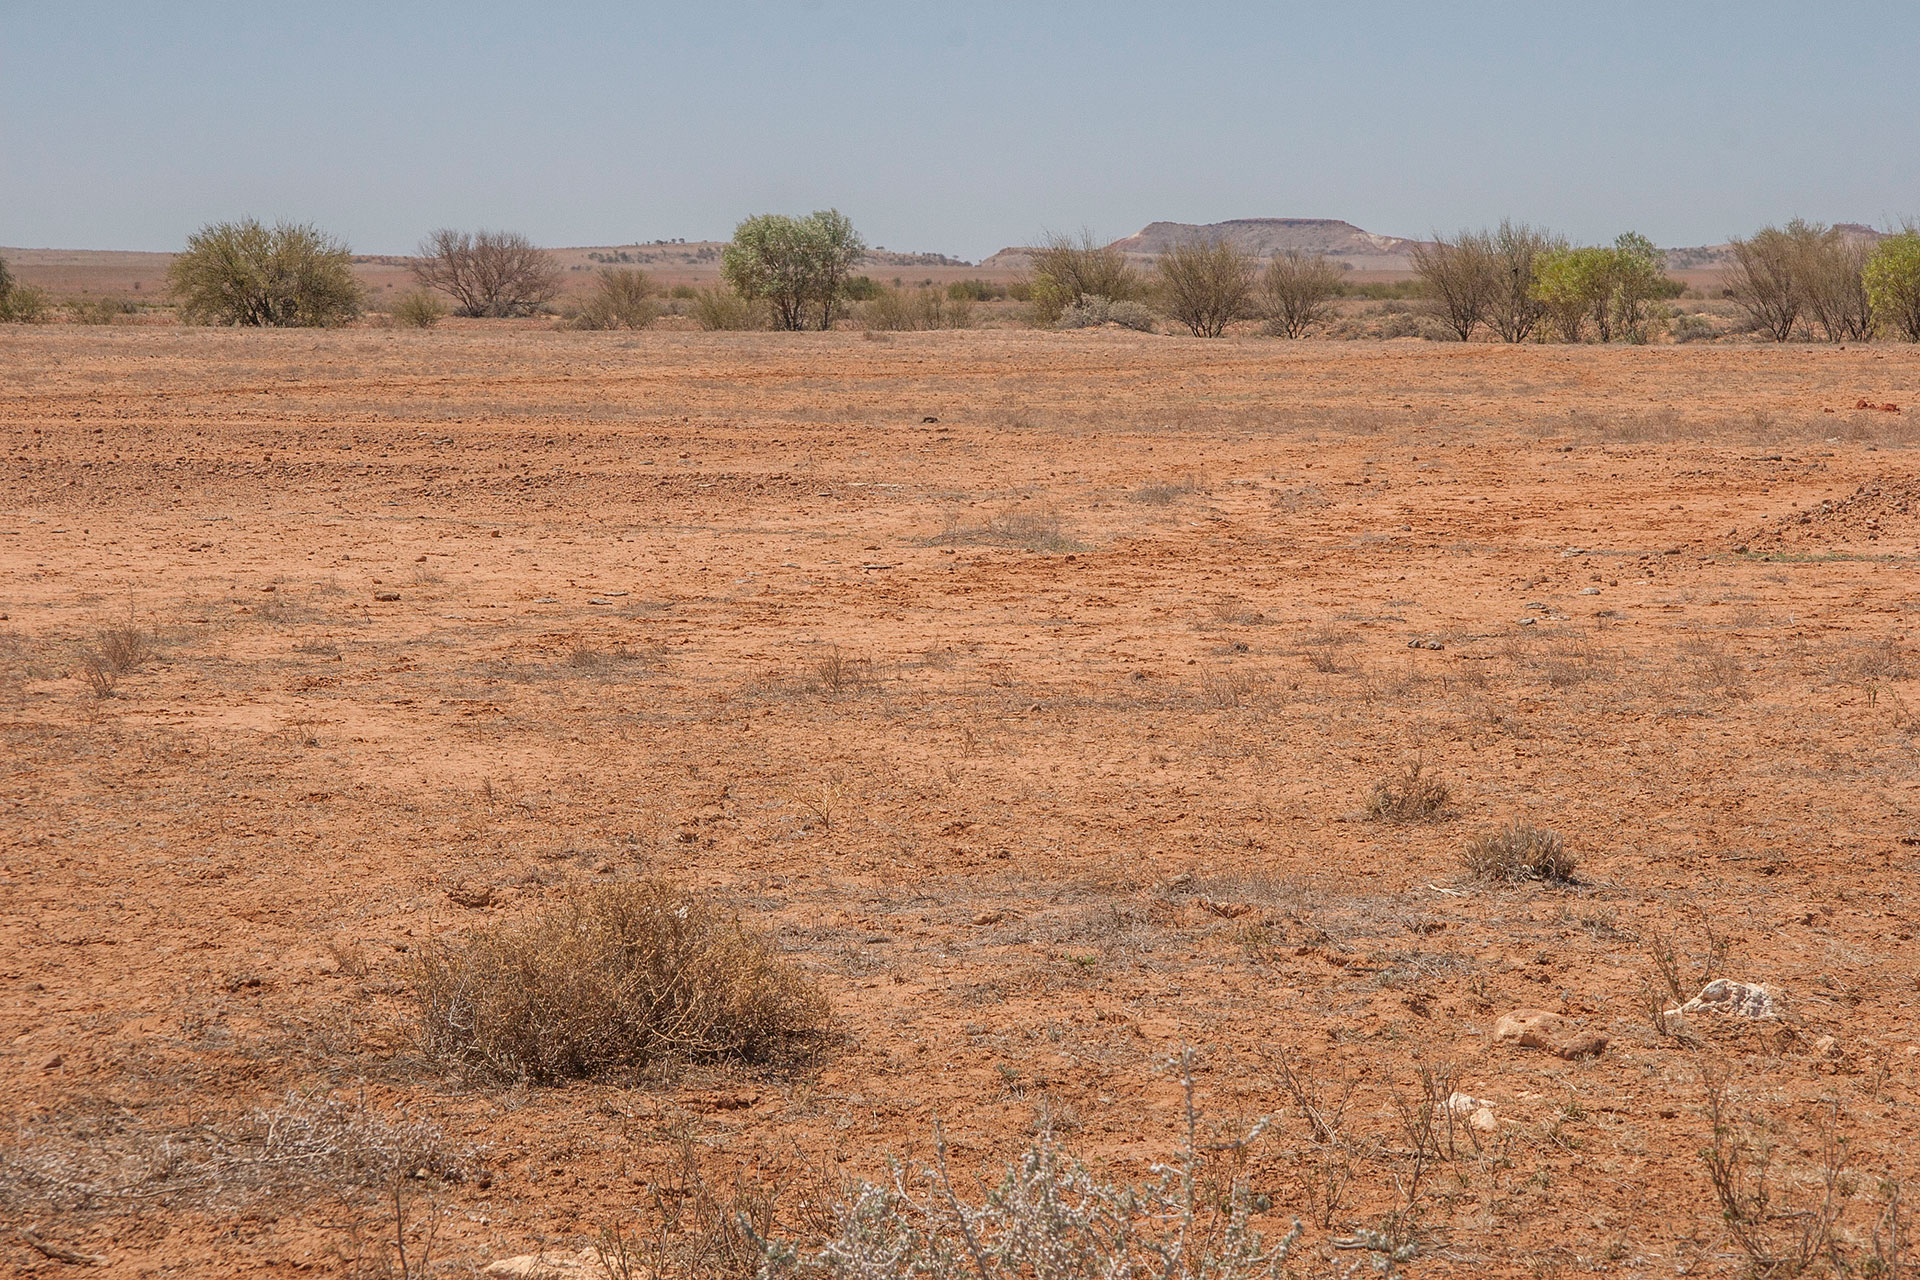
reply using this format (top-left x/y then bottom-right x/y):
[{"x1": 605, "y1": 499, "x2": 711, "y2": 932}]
[{"x1": 2, "y1": 213, "x2": 1917, "y2": 344}]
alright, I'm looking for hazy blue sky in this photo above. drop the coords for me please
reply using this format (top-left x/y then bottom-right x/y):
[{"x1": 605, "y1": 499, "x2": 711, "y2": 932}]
[{"x1": 4, "y1": 1, "x2": 1916, "y2": 260}]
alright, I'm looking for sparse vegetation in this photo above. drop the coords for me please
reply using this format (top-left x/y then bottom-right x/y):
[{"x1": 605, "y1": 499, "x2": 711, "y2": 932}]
[
  {"x1": 1261, "y1": 250, "x2": 1343, "y2": 337},
  {"x1": 1055, "y1": 295, "x2": 1156, "y2": 332},
  {"x1": 1531, "y1": 233, "x2": 1671, "y2": 343},
  {"x1": 1366, "y1": 759, "x2": 1452, "y2": 823},
  {"x1": 68, "y1": 295, "x2": 133, "y2": 325},
  {"x1": 0, "y1": 255, "x2": 51, "y2": 323},
  {"x1": 411, "y1": 228, "x2": 562, "y2": 318},
  {"x1": 1461, "y1": 821, "x2": 1576, "y2": 883},
  {"x1": 569, "y1": 266, "x2": 660, "y2": 330},
  {"x1": 693, "y1": 285, "x2": 764, "y2": 330},
  {"x1": 862, "y1": 285, "x2": 973, "y2": 331},
  {"x1": 168, "y1": 219, "x2": 364, "y2": 327},
  {"x1": 1486, "y1": 221, "x2": 1563, "y2": 342},
  {"x1": 1411, "y1": 230, "x2": 1497, "y2": 341},
  {"x1": 1027, "y1": 231, "x2": 1144, "y2": 325},
  {"x1": 391, "y1": 288, "x2": 449, "y2": 329},
  {"x1": 777, "y1": 1052, "x2": 1299, "y2": 1280},
  {"x1": 412, "y1": 880, "x2": 829, "y2": 1082},
  {"x1": 1723, "y1": 219, "x2": 1874, "y2": 342},
  {"x1": 1156, "y1": 238, "x2": 1258, "y2": 338}
]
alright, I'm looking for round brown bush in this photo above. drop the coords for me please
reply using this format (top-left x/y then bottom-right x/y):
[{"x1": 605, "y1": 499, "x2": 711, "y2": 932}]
[{"x1": 413, "y1": 880, "x2": 829, "y2": 1082}]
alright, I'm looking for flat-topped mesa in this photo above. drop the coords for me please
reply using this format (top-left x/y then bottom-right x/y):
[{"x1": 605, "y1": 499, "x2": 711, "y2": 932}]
[
  {"x1": 1108, "y1": 218, "x2": 1423, "y2": 260},
  {"x1": 979, "y1": 218, "x2": 1427, "y2": 273}
]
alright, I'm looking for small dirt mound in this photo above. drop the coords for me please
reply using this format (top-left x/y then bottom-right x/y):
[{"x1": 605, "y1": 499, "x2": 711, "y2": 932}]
[{"x1": 1741, "y1": 477, "x2": 1920, "y2": 554}]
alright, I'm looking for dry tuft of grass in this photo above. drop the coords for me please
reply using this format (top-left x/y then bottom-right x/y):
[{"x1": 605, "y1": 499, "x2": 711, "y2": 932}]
[
  {"x1": 1366, "y1": 759, "x2": 1452, "y2": 824},
  {"x1": 76, "y1": 621, "x2": 154, "y2": 697},
  {"x1": 928, "y1": 508, "x2": 1082, "y2": 553},
  {"x1": 804, "y1": 645, "x2": 870, "y2": 696},
  {"x1": 1301, "y1": 625, "x2": 1352, "y2": 673},
  {"x1": 412, "y1": 880, "x2": 830, "y2": 1083},
  {"x1": 1126, "y1": 473, "x2": 1210, "y2": 505},
  {"x1": 1461, "y1": 822, "x2": 1577, "y2": 884},
  {"x1": 0, "y1": 1093, "x2": 464, "y2": 1217}
]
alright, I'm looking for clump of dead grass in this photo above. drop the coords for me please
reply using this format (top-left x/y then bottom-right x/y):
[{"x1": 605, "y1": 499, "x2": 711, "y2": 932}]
[
  {"x1": 76, "y1": 621, "x2": 154, "y2": 697},
  {"x1": 927, "y1": 508, "x2": 1082, "y2": 553},
  {"x1": 1300, "y1": 625, "x2": 1352, "y2": 673},
  {"x1": 412, "y1": 880, "x2": 830, "y2": 1083},
  {"x1": 1461, "y1": 822, "x2": 1576, "y2": 884},
  {"x1": 0, "y1": 1092, "x2": 464, "y2": 1217},
  {"x1": 1366, "y1": 759, "x2": 1452, "y2": 824},
  {"x1": 1126, "y1": 473, "x2": 1210, "y2": 505}
]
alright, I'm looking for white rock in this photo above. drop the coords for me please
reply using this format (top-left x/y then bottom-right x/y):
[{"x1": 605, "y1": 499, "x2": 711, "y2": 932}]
[
  {"x1": 1674, "y1": 979, "x2": 1778, "y2": 1021},
  {"x1": 483, "y1": 1253, "x2": 601, "y2": 1279}
]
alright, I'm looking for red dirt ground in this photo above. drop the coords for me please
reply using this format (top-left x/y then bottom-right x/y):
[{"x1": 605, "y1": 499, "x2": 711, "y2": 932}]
[{"x1": 3, "y1": 327, "x2": 1919, "y2": 1277}]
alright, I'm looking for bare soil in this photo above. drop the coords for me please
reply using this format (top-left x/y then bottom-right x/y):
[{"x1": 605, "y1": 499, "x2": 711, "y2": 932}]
[{"x1": 3, "y1": 327, "x2": 1918, "y2": 1276}]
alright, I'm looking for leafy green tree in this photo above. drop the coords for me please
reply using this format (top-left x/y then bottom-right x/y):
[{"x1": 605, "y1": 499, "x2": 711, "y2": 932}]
[
  {"x1": 721, "y1": 210, "x2": 865, "y2": 331},
  {"x1": 1865, "y1": 228, "x2": 1920, "y2": 342},
  {"x1": 1530, "y1": 233, "x2": 1672, "y2": 343},
  {"x1": 168, "y1": 219, "x2": 363, "y2": 326},
  {"x1": 1531, "y1": 246, "x2": 1610, "y2": 342},
  {"x1": 1608, "y1": 232, "x2": 1667, "y2": 343}
]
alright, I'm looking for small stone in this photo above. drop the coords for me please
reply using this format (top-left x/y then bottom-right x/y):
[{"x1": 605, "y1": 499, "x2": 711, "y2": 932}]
[
  {"x1": 971, "y1": 910, "x2": 1005, "y2": 926},
  {"x1": 483, "y1": 1255, "x2": 598, "y2": 1280},
  {"x1": 447, "y1": 882, "x2": 495, "y2": 909},
  {"x1": 1493, "y1": 1009, "x2": 1570, "y2": 1049},
  {"x1": 1813, "y1": 1034, "x2": 1841, "y2": 1058},
  {"x1": 1470, "y1": 1106, "x2": 1498, "y2": 1134},
  {"x1": 1554, "y1": 1032, "x2": 1610, "y2": 1060}
]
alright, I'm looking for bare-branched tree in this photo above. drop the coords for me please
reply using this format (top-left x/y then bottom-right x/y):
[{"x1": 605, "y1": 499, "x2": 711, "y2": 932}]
[
  {"x1": 1725, "y1": 221, "x2": 1816, "y2": 341},
  {"x1": 1027, "y1": 232, "x2": 1142, "y2": 325},
  {"x1": 1157, "y1": 238, "x2": 1258, "y2": 338},
  {"x1": 1410, "y1": 231, "x2": 1498, "y2": 341},
  {"x1": 1486, "y1": 221, "x2": 1564, "y2": 343},
  {"x1": 1261, "y1": 250, "x2": 1344, "y2": 338},
  {"x1": 1800, "y1": 229, "x2": 1876, "y2": 342},
  {"x1": 411, "y1": 229, "x2": 562, "y2": 318}
]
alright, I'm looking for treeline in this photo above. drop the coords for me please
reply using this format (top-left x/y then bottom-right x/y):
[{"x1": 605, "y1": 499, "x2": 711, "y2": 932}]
[
  {"x1": 1410, "y1": 219, "x2": 1920, "y2": 345},
  {"x1": 4, "y1": 212, "x2": 1918, "y2": 343}
]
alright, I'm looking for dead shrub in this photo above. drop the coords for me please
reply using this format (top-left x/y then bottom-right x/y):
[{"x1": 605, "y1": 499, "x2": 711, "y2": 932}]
[
  {"x1": 804, "y1": 645, "x2": 869, "y2": 696},
  {"x1": 78, "y1": 653, "x2": 119, "y2": 698},
  {"x1": 1461, "y1": 822, "x2": 1576, "y2": 883},
  {"x1": 1300, "y1": 625, "x2": 1352, "y2": 673},
  {"x1": 596, "y1": 1128, "x2": 842, "y2": 1280},
  {"x1": 412, "y1": 880, "x2": 830, "y2": 1082},
  {"x1": 0, "y1": 1093, "x2": 464, "y2": 1217},
  {"x1": 95, "y1": 623, "x2": 152, "y2": 674},
  {"x1": 927, "y1": 508, "x2": 1082, "y2": 553},
  {"x1": 1366, "y1": 759, "x2": 1452, "y2": 823}
]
